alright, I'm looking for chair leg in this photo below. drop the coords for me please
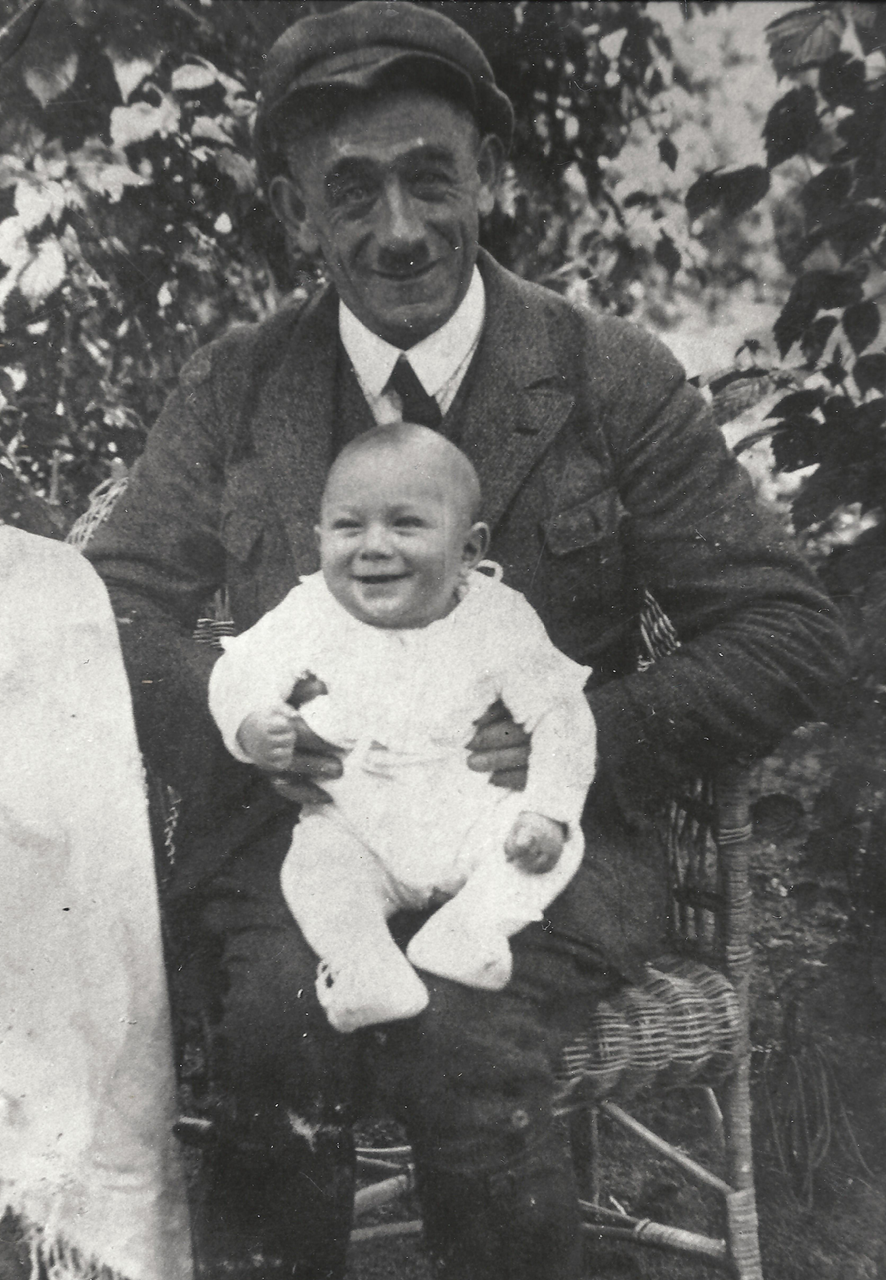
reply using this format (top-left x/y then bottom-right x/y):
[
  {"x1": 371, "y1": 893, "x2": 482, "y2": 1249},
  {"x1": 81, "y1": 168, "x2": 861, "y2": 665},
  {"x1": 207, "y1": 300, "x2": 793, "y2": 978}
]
[
  {"x1": 721, "y1": 1059, "x2": 763, "y2": 1280},
  {"x1": 567, "y1": 1105, "x2": 599, "y2": 1204}
]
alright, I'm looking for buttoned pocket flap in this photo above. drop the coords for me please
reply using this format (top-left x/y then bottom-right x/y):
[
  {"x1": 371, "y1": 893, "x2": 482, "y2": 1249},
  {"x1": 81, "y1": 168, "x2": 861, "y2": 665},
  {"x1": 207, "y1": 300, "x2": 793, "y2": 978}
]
[{"x1": 544, "y1": 489, "x2": 627, "y2": 556}]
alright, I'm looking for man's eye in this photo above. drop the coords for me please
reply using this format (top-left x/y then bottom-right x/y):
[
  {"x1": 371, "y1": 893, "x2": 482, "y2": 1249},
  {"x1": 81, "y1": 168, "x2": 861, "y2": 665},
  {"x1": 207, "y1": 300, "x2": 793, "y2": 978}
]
[
  {"x1": 412, "y1": 171, "x2": 450, "y2": 197},
  {"x1": 329, "y1": 180, "x2": 374, "y2": 208}
]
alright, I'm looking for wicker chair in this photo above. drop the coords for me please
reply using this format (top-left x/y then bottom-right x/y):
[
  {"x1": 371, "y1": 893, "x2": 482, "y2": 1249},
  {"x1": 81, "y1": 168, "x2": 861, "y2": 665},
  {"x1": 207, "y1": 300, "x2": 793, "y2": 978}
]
[
  {"x1": 351, "y1": 765, "x2": 763, "y2": 1279},
  {"x1": 68, "y1": 483, "x2": 763, "y2": 1278}
]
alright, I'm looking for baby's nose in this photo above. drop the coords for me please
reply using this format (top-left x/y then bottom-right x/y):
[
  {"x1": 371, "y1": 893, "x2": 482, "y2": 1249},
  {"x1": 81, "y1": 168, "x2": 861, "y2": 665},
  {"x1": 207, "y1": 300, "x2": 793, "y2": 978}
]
[{"x1": 358, "y1": 524, "x2": 393, "y2": 557}]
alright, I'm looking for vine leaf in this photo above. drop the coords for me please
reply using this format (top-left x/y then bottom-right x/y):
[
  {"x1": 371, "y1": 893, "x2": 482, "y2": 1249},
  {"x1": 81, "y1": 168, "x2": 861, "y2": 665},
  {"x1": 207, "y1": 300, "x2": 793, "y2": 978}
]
[
  {"x1": 765, "y1": 6, "x2": 846, "y2": 78},
  {"x1": 764, "y1": 86, "x2": 819, "y2": 169},
  {"x1": 774, "y1": 271, "x2": 864, "y2": 358},
  {"x1": 658, "y1": 136, "x2": 678, "y2": 171},
  {"x1": 801, "y1": 316, "x2": 839, "y2": 365},
  {"x1": 685, "y1": 165, "x2": 770, "y2": 222},
  {"x1": 843, "y1": 302, "x2": 881, "y2": 356},
  {"x1": 854, "y1": 353, "x2": 886, "y2": 396}
]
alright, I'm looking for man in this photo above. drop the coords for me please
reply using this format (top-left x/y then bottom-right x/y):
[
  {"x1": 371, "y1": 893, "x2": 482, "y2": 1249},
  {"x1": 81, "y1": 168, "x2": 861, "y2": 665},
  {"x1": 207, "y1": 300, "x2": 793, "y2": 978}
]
[{"x1": 87, "y1": 4, "x2": 848, "y2": 1278}]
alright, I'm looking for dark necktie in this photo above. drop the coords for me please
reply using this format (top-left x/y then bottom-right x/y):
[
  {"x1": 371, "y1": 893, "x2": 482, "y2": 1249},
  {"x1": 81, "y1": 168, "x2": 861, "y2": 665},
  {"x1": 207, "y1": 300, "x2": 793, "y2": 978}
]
[{"x1": 384, "y1": 354, "x2": 442, "y2": 429}]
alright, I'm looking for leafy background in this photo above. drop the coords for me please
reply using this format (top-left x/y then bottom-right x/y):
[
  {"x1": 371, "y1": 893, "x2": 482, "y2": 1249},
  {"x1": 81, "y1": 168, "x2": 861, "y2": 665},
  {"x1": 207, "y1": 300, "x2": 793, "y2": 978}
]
[{"x1": 2, "y1": 2, "x2": 886, "y2": 1275}]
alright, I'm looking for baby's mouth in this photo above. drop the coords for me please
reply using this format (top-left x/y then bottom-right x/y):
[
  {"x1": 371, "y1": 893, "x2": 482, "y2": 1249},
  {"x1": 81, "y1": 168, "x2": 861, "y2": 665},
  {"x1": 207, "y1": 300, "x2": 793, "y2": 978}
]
[{"x1": 354, "y1": 573, "x2": 408, "y2": 585}]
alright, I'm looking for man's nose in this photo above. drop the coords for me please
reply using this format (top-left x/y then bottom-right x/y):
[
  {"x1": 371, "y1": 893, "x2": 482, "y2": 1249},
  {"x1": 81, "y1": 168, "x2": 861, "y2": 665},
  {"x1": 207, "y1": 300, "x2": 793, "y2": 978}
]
[{"x1": 377, "y1": 178, "x2": 426, "y2": 250}]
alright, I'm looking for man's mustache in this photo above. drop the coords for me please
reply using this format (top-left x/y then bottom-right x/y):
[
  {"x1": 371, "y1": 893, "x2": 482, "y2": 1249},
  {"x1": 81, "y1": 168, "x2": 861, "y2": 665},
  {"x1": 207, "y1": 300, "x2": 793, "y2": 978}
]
[{"x1": 375, "y1": 245, "x2": 434, "y2": 274}]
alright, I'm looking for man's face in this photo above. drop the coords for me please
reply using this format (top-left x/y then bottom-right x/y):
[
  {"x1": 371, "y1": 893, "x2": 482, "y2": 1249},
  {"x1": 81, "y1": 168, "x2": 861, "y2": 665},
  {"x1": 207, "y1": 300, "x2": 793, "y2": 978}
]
[
  {"x1": 272, "y1": 90, "x2": 500, "y2": 347},
  {"x1": 317, "y1": 446, "x2": 483, "y2": 629}
]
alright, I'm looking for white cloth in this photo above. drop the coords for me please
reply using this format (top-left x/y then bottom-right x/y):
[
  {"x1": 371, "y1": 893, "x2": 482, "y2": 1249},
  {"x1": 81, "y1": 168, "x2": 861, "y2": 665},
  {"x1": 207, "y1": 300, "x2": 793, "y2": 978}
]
[
  {"x1": 209, "y1": 568, "x2": 596, "y2": 900},
  {"x1": 339, "y1": 266, "x2": 485, "y2": 421},
  {"x1": 0, "y1": 529, "x2": 192, "y2": 1280}
]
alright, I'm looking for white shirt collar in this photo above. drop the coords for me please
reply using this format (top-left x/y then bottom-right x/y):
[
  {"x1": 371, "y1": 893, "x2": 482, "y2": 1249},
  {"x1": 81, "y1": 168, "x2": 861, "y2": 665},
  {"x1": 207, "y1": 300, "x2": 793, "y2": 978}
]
[{"x1": 338, "y1": 266, "x2": 485, "y2": 400}]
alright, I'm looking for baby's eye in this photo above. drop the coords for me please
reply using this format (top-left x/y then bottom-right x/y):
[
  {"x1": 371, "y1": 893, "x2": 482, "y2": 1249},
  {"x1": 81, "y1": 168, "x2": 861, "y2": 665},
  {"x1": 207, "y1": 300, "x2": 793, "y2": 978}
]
[
  {"x1": 331, "y1": 518, "x2": 361, "y2": 532},
  {"x1": 394, "y1": 515, "x2": 425, "y2": 529}
]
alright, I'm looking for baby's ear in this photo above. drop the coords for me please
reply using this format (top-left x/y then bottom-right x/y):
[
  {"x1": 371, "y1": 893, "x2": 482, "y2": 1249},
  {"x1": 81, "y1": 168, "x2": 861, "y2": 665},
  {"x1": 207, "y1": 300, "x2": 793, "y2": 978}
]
[
  {"x1": 313, "y1": 525, "x2": 322, "y2": 549},
  {"x1": 463, "y1": 521, "x2": 490, "y2": 568}
]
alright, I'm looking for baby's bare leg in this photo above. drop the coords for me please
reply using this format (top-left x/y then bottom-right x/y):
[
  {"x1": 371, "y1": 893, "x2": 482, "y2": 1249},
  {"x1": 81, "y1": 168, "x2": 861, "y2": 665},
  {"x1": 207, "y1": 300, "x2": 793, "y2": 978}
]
[{"x1": 282, "y1": 814, "x2": 428, "y2": 1032}]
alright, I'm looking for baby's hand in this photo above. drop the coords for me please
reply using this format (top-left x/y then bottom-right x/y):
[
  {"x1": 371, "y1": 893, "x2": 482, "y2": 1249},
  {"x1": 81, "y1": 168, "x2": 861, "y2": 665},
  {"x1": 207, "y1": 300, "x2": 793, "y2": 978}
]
[
  {"x1": 237, "y1": 701, "x2": 300, "y2": 772},
  {"x1": 504, "y1": 811, "x2": 566, "y2": 874}
]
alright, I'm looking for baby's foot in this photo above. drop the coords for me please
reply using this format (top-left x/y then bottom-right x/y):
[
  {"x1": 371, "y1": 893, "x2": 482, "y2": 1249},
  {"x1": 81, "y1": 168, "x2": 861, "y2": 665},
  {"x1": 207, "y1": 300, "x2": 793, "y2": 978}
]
[
  {"x1": 315, "y1": 954, "x2": 428, "y2": 1034},
  {"x1": 407, "y1": 911, "x2": 513, "y2": 991}
]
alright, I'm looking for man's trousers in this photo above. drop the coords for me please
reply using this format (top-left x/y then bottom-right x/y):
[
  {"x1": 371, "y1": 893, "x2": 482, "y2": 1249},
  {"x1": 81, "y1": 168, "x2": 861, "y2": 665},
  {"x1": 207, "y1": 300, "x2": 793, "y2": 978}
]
[{"x1": 181, "y1": 813, "x2": 619, "y2": 1280}]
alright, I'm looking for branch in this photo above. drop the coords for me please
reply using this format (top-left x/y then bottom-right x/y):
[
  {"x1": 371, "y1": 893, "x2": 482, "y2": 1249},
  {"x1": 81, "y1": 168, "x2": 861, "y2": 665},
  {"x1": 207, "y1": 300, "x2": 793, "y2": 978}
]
[{"x1": 0, "y1": 0, "x2": 43, "y2": 69}]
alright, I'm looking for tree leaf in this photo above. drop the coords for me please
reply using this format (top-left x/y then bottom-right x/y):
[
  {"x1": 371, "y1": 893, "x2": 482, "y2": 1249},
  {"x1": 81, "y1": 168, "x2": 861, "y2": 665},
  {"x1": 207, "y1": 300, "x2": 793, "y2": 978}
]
[
  {"x1": 854, "y1": 352, "x2": 886, "y2": 396},
  {"x1": 843, "y1": 301, "x2": 881, "y2": 355},
  {"x1": 766, "y1": 389, "x2": 825, "y2": 419},
  {"x1": 819, "y1": 52, "x2": 866, "y2": 107},
  {"x1": 774, "y1": 271, "x2": 864, "y2": 357},
  {"x1": 801, "y1": 166, "x2": 853, "y2": 226},
  {"x1": 109, "y1": 54, "x2": 156, "y2": 103},
  {"x1": 764, "y1": 85, "x2": 819, "y2": 168},
  {"x1": 791, "y1": 466, "x2": 846, "y2": 531},
  {"x1": 658, "y1": 136, "x2": 678, "y2": 171},
  {"x1": 192, "y1": 115, "x2": 231, "y2": 145},
  {"x1": 654, "y1": 231, "x2": 681, "y2": 276},
  {"x1": 18, "y1": 236, "x2": 66, "y2": 306},
  {"x1": 685, "y1": 166, "x2": 770, "y2": 222},
  {"x1": 685, "y1": 171, "x2": 721, "y2": 222},
  {"x1": 765, "y1": 6, "x2": 845, "y2": 78},
  {"x1": 801, "y1": 315, "x2": 839, "y2": 364},
  {"x1": 855, "y1": 399, "x2": 886, "y2": 432},
  {"x1": 772, "y1": 415, "x2": 823, "y2": 471},
  {"x1": 215, "y1": 148, "x2": 255, "y2": 193},
  {"x1": 110, "y1": 99, "x2": 180, "y2": 149},
  {"x1": 24, "y1": 50, "x2": 78, "y2": 108},
  {"x1": 171, "y1": 63, "x2": 219, "y2": 93},
  {"x1": 14, "y1": 179, "x2": 67, "y2": 230},
  {"x1": 0, "y1": 216, "x2": 29, "y2": 270},
  {"x1": 822, "y1": 394, "x2": 856, "y2": 427}
]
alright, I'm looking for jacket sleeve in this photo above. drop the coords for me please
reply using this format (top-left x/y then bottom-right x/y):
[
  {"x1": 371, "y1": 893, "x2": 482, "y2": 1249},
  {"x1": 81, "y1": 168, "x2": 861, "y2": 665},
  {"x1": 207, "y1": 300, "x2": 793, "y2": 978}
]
[
  {"x1": 85, "y1": 335, "x2": 254, "y2": 823},
  {"x1": 580, "y1": 317, "x2": 850, "y2": 811}
]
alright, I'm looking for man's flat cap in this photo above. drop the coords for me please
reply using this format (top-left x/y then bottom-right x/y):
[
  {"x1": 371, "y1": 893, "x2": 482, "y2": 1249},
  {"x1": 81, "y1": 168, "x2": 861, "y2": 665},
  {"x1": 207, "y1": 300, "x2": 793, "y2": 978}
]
[{"x1": 254, "y1": 1, "x2": 514, "y2": 183}]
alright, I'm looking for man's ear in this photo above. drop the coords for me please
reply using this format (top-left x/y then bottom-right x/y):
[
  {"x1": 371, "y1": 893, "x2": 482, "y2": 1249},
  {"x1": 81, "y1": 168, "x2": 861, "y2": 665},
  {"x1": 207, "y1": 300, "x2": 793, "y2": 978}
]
[
  {"x1": 269, "y1": 174, "x2": 321, "y2": 256},
  {"x1": 463, "y1": 521, "x2": 490, "y2": 570},
  {"x1": 476, "y1": 134, "x2": 504, "y2": 217}
]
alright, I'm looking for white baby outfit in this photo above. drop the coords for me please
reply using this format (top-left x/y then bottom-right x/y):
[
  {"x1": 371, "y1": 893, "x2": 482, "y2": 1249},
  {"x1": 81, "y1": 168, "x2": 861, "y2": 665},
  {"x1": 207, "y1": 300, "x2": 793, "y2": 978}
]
[{"x1": 209, "y1": 567, "x2": 597, "y2": 1031}]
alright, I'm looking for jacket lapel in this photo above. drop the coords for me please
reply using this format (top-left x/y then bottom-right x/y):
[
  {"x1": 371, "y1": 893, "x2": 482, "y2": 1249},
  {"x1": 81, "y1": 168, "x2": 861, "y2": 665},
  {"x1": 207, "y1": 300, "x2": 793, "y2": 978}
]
[
  {"x1": 250, "y1": 286, "x2": 340, "y2": 570},
  {"x1": 460, "y1": 253, "x2": 575, "y2": 530}
]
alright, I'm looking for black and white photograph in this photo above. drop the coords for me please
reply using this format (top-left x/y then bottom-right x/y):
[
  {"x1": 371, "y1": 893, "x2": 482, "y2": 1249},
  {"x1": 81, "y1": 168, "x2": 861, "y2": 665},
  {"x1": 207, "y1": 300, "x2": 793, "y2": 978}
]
[{"x1": 0, "y1": 2, "x2": 883, "y2": 1277}]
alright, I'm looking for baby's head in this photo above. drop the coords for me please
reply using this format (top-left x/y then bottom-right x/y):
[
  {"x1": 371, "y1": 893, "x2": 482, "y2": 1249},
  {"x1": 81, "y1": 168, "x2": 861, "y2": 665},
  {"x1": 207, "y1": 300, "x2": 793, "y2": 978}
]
[{"x1": 316, "y1": 422, "x2": 489, "y2": 629}]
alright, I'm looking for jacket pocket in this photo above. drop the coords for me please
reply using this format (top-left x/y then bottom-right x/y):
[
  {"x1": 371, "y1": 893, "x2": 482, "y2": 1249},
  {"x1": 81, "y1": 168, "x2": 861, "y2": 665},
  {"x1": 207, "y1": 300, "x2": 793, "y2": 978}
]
[
  {"x1": 541, "y1": 488, "x2": 628, "y2": 629},
  {"x1": 543, "y1": 488, "x2": 627, "y2": 556}
]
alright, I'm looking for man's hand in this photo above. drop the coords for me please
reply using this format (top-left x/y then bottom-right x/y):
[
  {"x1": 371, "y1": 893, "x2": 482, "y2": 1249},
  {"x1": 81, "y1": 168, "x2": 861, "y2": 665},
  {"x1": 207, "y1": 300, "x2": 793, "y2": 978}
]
[
  {"x1": 467, "y1": 699, "x2": 530, "y2": 790},
  {"x1": 504, "y1": 811, "x2": 565, "y2": 874}
]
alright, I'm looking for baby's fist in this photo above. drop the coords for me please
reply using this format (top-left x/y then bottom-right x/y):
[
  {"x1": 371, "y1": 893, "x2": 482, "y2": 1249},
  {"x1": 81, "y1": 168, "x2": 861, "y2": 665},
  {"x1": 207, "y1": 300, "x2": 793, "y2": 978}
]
[{"x1": 504, "y1": 811, "x2": 566, "y2": 874}]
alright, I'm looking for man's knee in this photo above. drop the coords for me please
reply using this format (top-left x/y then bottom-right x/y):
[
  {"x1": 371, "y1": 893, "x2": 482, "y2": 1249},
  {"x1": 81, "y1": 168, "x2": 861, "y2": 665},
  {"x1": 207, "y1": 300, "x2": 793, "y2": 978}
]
[{"x1": 380, "y1": 974, "x2": 558, "y2": 1172}]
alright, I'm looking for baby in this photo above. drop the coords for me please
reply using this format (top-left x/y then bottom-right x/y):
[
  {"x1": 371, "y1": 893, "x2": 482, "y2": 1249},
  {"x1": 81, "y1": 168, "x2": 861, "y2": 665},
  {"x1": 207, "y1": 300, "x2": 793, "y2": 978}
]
[{"x1": 209, "y1": 423, "x2": 597, "y2": 1034}]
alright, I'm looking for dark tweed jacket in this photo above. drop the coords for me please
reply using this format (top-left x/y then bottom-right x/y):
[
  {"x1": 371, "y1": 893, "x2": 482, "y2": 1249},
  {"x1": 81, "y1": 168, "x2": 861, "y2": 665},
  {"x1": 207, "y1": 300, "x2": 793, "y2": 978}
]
[{"x1": 88, "y1": 251, "x2": 848, "y2": 976}]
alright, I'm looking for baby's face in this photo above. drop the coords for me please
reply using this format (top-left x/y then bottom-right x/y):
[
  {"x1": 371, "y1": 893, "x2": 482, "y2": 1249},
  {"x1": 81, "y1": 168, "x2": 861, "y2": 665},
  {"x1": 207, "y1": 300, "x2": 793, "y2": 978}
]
[{"x1": 318, "y1": 448, "x2": 481, "y2": 628}]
